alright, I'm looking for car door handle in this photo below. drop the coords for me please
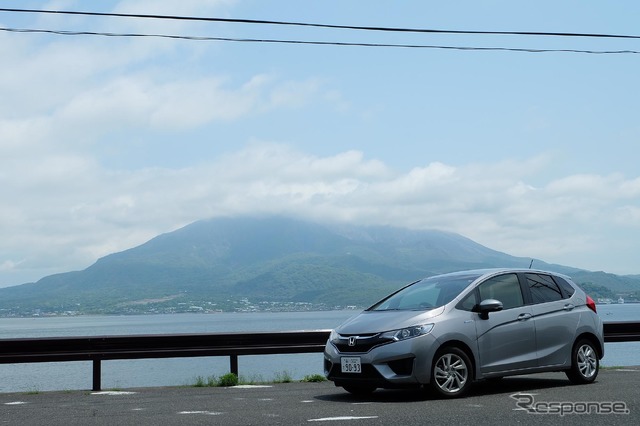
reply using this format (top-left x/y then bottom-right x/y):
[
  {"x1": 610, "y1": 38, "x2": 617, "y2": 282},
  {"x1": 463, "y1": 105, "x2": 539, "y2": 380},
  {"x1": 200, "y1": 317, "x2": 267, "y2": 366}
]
[
  {"x1": 564, "y1": 303, "x2": 575, "y2": 311},
  {"x1": 517, "y1": 313, "x2": 532, "y2": 321}
]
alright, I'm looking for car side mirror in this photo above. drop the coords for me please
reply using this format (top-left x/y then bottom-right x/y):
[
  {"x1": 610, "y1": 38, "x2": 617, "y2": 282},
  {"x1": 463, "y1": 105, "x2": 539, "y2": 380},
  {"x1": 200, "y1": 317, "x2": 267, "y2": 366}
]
[{"x1": 477, "y1": 299, "x2": 503, "y2": 320}]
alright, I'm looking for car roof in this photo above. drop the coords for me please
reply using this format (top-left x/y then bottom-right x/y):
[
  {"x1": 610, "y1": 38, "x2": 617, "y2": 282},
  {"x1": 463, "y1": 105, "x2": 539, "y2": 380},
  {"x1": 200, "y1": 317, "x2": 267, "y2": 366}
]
[{"x1": 425, "y1": 268, "x2": 572, "y2": 281}]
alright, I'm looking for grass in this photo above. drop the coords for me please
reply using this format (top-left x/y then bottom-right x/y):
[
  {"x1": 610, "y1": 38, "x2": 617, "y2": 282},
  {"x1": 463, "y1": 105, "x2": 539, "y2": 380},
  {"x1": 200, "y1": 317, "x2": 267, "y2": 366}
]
[
  {"x1": 191, "y1": 370, "x2": 326, "y2": 387},
  {"x1": 301, "y1": 374, "x2": 327, "y2": 383},
  {"x1": 218, "y1": 373, "x2": 239, "y2": 387},
  {"x1": 273, "y1": 371, "x2": 293, "y2": 383}
]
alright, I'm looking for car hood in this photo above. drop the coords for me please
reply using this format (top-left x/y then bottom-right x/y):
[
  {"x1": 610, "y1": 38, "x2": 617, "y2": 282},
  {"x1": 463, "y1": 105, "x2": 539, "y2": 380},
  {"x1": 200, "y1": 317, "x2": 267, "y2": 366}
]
[{"x1": 336, "y1": 306, "x2": 445, "y2": 334}]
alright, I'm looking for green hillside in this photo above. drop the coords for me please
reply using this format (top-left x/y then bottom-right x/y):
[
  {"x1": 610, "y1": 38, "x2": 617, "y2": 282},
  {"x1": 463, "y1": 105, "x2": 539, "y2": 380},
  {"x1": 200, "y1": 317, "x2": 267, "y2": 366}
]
[{"x1": 0, "y1": 216, "x2": 638, "y2": 316}]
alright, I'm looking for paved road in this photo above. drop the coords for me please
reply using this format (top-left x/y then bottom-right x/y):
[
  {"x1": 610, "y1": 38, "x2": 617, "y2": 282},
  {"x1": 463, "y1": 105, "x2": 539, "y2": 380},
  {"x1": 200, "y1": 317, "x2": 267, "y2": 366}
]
[{"x1": 1, "y1": 368, "x2": 638, "y2": 425}]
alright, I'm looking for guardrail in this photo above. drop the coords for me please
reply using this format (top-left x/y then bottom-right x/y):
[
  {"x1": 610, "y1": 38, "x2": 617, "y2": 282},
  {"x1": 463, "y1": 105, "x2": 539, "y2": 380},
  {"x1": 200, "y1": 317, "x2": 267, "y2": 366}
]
[
  {"x1": 603, "y1": 321, "x2": 640, "y2": 343},
  {"x1": 0, "y1": 330, "x2": 331, "y2": 391},
  {"x1": 0, "y1": 322, "x2": 637, "y2": 391}
]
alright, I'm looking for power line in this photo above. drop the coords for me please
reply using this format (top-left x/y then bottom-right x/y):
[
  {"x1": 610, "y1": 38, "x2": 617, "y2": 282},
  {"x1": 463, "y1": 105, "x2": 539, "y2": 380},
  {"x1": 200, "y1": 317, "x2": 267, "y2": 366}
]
[
  {"x1": 1, "y1": 7, "x2": 640, "y2": 41},
  {"x1": 1, "y1": 27, "x2": 638, "y2": 55}
]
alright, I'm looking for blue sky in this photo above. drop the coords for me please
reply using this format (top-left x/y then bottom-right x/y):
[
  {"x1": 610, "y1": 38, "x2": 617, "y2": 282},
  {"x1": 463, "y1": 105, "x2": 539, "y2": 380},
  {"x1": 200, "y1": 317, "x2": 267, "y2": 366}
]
[{"x1": 1, "y1": 0, "x2": 639, "y2": 287}]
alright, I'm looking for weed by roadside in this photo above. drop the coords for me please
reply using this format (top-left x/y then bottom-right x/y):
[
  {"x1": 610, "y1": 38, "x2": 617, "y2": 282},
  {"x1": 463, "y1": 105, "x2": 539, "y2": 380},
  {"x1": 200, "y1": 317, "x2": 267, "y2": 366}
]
[
  {"x1": 191, "y1": 370, "x2": 325, "y2": 387},
  {"x1": 301, "y1": 374, "x2": 326, "y2": 383},
  {"x1": 218, "y1": 373, "x2": 239, "y2": 387},
  {"x1": 193, "y1": 373, "x2": 239, "y2": 387},
  {"x1": 273, "y1": 371, "x2": 293, "y2": 383}
]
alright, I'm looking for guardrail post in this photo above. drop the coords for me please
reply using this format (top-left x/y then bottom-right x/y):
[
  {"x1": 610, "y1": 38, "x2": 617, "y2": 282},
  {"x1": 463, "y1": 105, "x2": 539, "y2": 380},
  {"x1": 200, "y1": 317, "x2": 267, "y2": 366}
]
[
  {"x1": 230, "y1": 355, "x2": 238, "y2": 376},
  {"x1": 93, "y1": 359, "x2": 101, "y2": 391}
]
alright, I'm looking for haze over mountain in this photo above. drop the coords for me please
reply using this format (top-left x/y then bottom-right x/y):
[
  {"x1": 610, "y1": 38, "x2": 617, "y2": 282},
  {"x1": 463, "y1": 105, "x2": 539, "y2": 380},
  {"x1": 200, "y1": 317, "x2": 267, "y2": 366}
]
[{"x1": 0, "y1": 216, "x2": 637, "y2": 316}]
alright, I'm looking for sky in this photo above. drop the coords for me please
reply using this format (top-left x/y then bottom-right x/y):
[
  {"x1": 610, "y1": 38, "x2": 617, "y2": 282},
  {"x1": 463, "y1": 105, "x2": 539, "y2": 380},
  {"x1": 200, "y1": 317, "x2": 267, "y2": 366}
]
[{"x1": 0, "y1": 0, "x2": 639, "y2": 287}]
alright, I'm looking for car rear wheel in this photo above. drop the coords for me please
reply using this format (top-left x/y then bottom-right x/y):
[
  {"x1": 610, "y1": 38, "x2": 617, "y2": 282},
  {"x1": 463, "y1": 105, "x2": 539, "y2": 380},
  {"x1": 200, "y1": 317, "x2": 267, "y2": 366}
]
[
  {"x1": 565, "y1": 339, "x2": 599, "y2": 384},
  {"x1": 342, "y1": 385, "x2": 376, "y2": 396},
  {"x1": 430, "y1": 347, "x2": 472, "y2": 398}
]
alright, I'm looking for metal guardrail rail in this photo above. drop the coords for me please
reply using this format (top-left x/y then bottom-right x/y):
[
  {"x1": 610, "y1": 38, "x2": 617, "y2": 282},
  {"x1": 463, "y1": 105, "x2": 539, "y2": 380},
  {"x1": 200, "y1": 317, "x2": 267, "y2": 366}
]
[
  {"x1": 0, "y1": 322, "x2": 637, "y2": 391},
  {"x1": 0, "y1": 330, "x2": 331, "y2": 391},
  {"x1": 603, "y1": 321, "x2": 640, "y2": 343}
]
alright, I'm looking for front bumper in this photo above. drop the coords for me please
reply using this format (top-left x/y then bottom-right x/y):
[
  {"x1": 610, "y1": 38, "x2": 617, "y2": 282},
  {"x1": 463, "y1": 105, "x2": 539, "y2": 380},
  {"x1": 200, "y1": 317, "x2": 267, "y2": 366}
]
[{"x1": 323, "y1": 333, "x2": 439, "y2": 389}]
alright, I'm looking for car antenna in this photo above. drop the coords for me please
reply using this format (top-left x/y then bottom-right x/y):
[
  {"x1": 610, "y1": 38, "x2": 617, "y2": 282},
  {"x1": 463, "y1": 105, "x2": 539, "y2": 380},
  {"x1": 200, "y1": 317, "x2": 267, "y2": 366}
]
[{"x1": 529, "y1": 259, "x2": 534, "y2": 269}]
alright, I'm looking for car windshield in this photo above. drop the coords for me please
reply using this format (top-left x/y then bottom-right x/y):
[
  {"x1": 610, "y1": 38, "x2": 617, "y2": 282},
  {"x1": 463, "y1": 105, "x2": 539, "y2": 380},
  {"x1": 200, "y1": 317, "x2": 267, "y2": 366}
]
[{"x1": 367, "y1": 274, "x2": 482, "y2": 311}]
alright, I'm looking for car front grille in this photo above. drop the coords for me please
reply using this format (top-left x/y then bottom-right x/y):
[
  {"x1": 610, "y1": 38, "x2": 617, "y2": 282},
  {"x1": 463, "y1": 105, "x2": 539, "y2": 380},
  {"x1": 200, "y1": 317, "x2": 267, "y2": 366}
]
[{"x1": 332, "y1": 333, "x2": 394, "y2": 353}]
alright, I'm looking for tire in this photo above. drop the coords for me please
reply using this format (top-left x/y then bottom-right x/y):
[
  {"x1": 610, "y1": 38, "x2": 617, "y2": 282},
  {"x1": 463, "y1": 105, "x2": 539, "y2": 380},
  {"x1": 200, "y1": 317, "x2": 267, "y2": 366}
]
[
  {"x1": 430, "y1": 347, "x2": 473, "y2": 398},
  {"x1": 342, "y1": 385, "x2": 376, "y2": 396},
  {"x1": 565, "y1": 339, "x2": 599, "y2": 384}
]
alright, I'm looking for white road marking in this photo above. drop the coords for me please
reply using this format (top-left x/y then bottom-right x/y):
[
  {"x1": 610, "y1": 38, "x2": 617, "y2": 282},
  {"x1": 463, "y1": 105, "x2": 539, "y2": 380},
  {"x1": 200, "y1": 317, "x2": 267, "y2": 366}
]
[
  {"x1": 232, "y1": 385, "x2": 273, "y2": 388},
  {"x1": 301, "y1": 400, "x2": 315, "y2": 403},
  {"x1": 308, "y1": 416, "x2": 379, "y2": 422},
  {"x1": 91, "y1": 391, "x2": 137, "y2": 396},
  {"x1": 4, "y1": 401, "x2": 28, "y2": 405},
  {"x1": 178, "y1": 411, "x2": 223, "y2": 416}
]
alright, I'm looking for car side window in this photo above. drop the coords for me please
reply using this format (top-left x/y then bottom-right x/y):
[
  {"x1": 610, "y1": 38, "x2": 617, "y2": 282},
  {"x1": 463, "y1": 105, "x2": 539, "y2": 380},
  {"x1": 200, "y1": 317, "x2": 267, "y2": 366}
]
[
  {"x1": 553, "y1": 276, "x2": 576, "y2": 298},
  {"x1": 456, "y1": 291, "x2": 478, "y2": 311},
  {"x1": 526, "y1": 273, "x2": 563, "y2": 303},
  {"x1": 477, "y1": 273, "x2": 523, "y2": 310}
]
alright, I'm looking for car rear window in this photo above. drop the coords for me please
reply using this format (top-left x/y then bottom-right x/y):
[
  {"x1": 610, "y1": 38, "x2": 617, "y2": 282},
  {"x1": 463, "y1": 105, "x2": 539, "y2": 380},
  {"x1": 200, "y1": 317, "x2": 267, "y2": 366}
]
[
  {"x1": 526, "y1": 273, "x2": 563, "y2": 303},
  {"x1": 553, "y1": 275, "x2": 576, "y2": 298}
]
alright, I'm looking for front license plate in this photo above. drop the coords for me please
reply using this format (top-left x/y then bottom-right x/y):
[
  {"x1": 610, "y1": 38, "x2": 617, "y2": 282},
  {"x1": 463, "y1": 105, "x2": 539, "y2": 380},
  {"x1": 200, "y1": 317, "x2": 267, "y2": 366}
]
[{"x1": 341, "y1": 357, "x2": 362, "y2": 374}]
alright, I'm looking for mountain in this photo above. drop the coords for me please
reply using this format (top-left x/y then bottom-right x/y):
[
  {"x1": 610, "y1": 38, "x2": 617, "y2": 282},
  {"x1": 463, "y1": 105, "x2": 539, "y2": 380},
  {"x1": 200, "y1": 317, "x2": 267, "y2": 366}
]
[{"x1": 0, "y1": 216, "x2": 638, "y2": 316}]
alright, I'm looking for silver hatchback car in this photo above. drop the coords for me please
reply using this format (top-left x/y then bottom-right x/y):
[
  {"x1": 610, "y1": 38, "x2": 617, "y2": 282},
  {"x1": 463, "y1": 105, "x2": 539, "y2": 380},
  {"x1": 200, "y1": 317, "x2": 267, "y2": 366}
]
[{"x1": 324, "y1": 268, "x2": 604, "y2": 398}]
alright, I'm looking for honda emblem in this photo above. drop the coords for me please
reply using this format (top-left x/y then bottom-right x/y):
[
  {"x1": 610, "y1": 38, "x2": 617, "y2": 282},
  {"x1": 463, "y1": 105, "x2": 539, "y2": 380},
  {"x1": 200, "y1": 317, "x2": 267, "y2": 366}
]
[{"x1": 348, "y1": 336, "x2": 357, "y2": 346}]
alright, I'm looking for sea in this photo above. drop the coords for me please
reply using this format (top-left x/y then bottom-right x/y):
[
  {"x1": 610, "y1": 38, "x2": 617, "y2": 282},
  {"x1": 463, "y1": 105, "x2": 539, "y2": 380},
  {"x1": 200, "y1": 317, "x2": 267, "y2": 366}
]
[{"x1": 0, "y1": 304, "x2": 637, "y2": 393}]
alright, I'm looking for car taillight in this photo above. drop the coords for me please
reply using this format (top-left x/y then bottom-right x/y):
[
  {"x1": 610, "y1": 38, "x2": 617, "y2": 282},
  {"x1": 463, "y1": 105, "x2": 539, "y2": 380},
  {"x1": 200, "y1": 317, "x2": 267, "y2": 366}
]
[{"x1": 586, "y1": 295, "x2": 597, "y2": 313}]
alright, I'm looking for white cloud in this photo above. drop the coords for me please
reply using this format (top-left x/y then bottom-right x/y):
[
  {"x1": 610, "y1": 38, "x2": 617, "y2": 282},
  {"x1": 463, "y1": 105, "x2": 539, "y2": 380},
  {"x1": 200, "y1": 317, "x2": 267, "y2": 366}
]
[
  {"x1": 57, "y1": 75, "x2": 259, "y2": 130},
  {"x1": 613, "y1": 206, "x2": 640, "y2": 227},
  {"x1": 3, "y1": 140, "x2": 639, "y2": 286}
]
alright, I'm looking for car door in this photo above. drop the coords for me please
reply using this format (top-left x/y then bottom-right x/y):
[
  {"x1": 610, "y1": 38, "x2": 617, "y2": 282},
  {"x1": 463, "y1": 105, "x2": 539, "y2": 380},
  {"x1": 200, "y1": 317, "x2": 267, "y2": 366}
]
[
  {"x1": 473, "y1": 273, "x2": 537, "y2": 375},
  {"x1": 525, "y1": 273, "x2": 579, "y2": 367}
]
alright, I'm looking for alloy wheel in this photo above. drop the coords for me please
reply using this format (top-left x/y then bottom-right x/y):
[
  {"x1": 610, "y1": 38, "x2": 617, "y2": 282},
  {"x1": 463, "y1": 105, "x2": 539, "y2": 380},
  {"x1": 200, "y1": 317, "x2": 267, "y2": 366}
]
[
  {"x1": 577, "y1": 343, "x2": 597, "y2": 379},
  {"x1": 433, "y1": 352, "x2": 469, "y2": 394}
]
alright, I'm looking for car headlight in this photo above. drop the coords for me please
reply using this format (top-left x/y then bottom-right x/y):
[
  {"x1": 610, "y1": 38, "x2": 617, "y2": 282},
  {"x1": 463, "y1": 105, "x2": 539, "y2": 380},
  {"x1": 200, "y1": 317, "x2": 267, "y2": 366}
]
[
  {"x1": 329, "y1": 329, "x2": 339, "y2": 342},
  {"x1": 382, "y1": 324, "x2": 434, "y2": 341}
]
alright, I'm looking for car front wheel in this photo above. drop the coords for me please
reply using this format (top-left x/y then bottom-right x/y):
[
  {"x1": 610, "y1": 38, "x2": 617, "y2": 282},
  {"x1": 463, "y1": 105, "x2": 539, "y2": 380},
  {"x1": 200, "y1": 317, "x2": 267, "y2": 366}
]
[
  {"x1": 430, "y1": 347, "x2": 472, "y2": 398},
  {"x1": 565, "y1": 339, "x2": 599, "y2": 384}
]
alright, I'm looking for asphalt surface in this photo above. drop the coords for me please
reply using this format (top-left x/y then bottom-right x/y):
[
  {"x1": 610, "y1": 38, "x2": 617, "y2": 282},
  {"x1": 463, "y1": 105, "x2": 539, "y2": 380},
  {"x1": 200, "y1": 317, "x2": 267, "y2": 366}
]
[{"x1": 1, "y1": 368, "x2": 638, "y2": 425}]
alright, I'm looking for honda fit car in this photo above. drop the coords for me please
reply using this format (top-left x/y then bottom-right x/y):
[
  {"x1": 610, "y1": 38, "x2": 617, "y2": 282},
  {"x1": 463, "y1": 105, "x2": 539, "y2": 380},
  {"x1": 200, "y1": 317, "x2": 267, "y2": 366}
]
[{"x1": 324, "y1": 268, "x2": 604, "y2": 398}]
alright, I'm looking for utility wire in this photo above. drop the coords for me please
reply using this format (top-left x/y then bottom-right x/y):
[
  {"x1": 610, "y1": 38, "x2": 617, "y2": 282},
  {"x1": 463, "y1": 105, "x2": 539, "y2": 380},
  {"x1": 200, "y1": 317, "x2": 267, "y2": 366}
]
[
  {"x1": 1, "y1": 27, "x2": 638, "y2": 54},
  {"x1": 1, "y1": 7, "x2": 640, "y2": 40}
]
